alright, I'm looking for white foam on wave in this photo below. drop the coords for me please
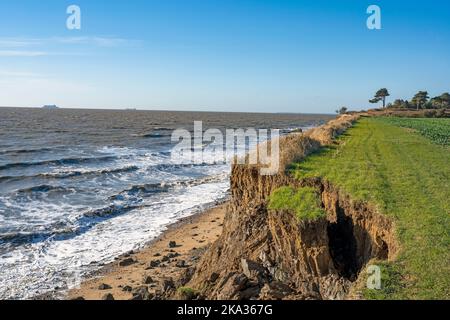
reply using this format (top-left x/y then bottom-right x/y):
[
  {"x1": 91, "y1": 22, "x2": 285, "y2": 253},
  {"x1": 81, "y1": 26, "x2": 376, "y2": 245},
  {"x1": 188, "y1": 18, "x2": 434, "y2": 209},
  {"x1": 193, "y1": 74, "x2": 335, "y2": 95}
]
[
  {"x1": 0, "y1": 172, "x2": 230, "y2": 299},
  {"x1": 0, "y1": 147, "x2": 178, "y2": 235}
]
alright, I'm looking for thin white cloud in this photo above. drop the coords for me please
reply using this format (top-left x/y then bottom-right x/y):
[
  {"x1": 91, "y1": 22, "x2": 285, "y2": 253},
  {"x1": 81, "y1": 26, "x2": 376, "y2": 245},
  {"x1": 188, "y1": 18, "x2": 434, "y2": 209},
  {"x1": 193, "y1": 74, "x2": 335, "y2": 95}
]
[
  {"x1": 0, "y1": 38, "x2": 43, "y2": 47},
  {"x1": 52, "y1": 36, "x2": 138, "y2": 47},
  {"x1": 0, "y1": 70, "x2": 42, "y2": 78},
  {"x1": 0, "y1": 36, "x2": 140, "y2": 58},
  {"x1": 0, "y1": 36, "x2": 140, "y2": 48},
  {"x1": 0, "y1": 50, "x2": 47, "y2": 57}
]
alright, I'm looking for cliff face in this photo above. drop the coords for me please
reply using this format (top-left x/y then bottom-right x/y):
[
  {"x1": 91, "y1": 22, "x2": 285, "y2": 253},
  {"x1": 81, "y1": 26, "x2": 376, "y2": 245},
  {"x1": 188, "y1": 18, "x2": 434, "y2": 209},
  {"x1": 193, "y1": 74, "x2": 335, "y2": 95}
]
[{"x1": 186, "y1": 114, "x2": 397, "y2": 300}]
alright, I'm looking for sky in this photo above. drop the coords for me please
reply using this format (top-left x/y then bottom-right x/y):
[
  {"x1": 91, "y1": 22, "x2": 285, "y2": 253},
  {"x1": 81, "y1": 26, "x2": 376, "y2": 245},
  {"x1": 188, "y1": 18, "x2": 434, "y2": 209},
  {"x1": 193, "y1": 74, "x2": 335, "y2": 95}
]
[{"x1": 0, "y1": 0, "x2": 449, "y2": 113}]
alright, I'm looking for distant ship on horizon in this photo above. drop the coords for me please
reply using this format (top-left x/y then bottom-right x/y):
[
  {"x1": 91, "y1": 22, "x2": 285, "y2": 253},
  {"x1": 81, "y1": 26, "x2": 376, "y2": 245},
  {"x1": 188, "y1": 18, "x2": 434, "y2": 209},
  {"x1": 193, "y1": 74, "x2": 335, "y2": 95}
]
[{"x1": 42, "y1": 105, "x2": 59, "y2": 109}]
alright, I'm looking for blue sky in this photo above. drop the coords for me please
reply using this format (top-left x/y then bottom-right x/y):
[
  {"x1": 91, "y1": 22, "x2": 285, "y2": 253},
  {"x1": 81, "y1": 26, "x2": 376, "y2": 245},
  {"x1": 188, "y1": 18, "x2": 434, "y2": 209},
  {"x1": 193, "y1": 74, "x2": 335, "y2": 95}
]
[{"x1": 0, "y1": 0, "x2": 449, "y2": 113}]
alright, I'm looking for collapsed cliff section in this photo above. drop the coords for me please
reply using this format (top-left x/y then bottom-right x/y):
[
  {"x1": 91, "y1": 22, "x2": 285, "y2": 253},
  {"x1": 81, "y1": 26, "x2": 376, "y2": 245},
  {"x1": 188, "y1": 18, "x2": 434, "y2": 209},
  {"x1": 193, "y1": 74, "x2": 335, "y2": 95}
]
[
  {"x1": 266, "y1": 178, "x2": 397, "y2": 299},
  {"x1": 184, "y1": 114, "x2": 397, "y2": 300}
]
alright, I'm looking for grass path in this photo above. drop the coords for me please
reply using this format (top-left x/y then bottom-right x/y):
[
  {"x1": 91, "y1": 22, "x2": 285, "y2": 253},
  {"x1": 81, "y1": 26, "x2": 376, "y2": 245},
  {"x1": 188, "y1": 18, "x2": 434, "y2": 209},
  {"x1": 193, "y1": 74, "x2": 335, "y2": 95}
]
[{"x1": 291, "y1": 117, "x2": 450, "y2": 299}]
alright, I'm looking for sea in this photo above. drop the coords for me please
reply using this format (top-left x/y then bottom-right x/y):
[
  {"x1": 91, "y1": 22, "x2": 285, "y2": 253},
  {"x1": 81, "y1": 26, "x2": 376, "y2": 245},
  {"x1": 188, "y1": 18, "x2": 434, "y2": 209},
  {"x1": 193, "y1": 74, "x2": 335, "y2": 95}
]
[{"x1": 0, "y1": 107, "x2": 333, "y2": 299}]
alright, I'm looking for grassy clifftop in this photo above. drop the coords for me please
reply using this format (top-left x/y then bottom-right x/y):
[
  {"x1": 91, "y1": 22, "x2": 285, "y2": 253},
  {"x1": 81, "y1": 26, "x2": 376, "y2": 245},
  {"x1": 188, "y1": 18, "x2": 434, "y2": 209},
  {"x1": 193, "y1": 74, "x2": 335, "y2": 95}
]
[
  {"x1": 269, "y1": 186, "x2": 326, "y2": 221},
  {"x1": 287, "y1": 117, "x2": 450, "y2": 299}
]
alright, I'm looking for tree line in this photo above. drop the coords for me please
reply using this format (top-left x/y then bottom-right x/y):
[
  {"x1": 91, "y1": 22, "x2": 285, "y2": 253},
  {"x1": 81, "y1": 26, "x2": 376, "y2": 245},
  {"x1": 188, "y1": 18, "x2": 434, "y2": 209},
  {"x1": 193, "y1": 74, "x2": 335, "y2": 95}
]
[
  {"x1": 335, "y1": 89, "x2": 449, "y2": 114},
  {"x1": 369, "y1": 88, "x2": 450, "y2": 110}
]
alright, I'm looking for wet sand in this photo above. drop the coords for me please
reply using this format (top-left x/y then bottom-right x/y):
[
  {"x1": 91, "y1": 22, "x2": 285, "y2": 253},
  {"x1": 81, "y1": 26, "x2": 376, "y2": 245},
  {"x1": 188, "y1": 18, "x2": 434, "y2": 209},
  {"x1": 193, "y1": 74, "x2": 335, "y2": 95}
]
[{"x1": 67, "y1": 203, "x2": 227, "y2": 300}]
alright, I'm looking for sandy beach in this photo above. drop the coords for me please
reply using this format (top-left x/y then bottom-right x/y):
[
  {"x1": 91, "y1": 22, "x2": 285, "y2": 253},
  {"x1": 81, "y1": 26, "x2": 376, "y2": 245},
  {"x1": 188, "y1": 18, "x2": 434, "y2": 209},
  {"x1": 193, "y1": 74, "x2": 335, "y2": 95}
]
[{"x1": 67, "y1": 203, "x2": 227, "y2": 300}]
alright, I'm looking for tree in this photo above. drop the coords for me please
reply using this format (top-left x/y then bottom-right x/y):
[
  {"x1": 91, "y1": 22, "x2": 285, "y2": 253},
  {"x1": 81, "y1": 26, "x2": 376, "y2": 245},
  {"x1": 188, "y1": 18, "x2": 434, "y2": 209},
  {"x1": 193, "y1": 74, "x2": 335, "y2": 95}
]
[
  {"x1": 441, "y1": 92, "x2": 450, "y2": 105},
  {"x1": 369, "y1": 88, "x2": 390, "y2": 108},
  {"x1": 431, "y1": 93, "x2": 450, "y2": 109},
  {"x1": 336, "y1": 107, "x2": 348, "y2": 115},
  {"x1": 430, "y1": 97, "x2": 441, "y2": 109},
  {"x1": 411, "y1": 91, "x2": 430, "y2": 110},
  {"x1": 391, "y1": 99, "x2": 409, "y2": 109}
]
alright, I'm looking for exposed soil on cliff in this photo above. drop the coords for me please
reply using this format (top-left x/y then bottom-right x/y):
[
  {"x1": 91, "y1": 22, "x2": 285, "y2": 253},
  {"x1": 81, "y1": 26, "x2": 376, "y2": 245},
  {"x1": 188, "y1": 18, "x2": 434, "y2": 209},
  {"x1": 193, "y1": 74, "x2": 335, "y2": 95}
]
[{"x1": 183, "y1": 178, "x2": 397, "y2": 300}]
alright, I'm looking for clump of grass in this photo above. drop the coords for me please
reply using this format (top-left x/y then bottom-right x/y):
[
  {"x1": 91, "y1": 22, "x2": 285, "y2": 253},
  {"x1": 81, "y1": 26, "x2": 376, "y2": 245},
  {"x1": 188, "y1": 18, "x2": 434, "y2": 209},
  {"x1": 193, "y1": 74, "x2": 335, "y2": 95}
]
[
  {"x1": 269, "y1": 186, "x2": 326, "y2": 221},
  {"x1": 177, "y1": 286, "x2": 198, "y2": 299}
]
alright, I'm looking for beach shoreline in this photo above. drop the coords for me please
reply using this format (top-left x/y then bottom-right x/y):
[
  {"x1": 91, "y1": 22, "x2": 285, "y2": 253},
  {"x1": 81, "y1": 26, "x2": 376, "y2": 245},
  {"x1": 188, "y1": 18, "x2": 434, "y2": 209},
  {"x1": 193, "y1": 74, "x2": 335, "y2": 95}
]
[{"x1": 66, "y1": 202, "x2": 228, "y2": 300}]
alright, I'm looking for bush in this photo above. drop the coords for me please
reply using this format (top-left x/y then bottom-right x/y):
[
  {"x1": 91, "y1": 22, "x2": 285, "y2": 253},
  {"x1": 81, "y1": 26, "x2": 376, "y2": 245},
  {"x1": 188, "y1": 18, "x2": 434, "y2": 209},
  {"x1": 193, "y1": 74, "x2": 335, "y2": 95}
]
[{"x1": 424, "y1": 110, "x2": 437, "y2": 118}]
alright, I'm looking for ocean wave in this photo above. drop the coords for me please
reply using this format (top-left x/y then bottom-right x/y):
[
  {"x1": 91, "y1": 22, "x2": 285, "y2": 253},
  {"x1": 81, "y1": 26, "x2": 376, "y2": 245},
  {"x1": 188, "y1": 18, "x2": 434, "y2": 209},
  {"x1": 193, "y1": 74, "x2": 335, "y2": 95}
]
[
  {"x1": 109, "y1": 183, "x2": 170, "y2": 200},
  {"x1": 0, "y1": 227, "x2": 76, "y2": 248},
  {"x1": 153, "y1": 127, "x2": 174, "y2": 131},
  {"x1": 139, "y1": 129, "x2": 174, "y2": 138},
  {"x1": 0, "y1": 161, "x2": 211, "y2": 184},
  {"x1": 153, "y1": 162, "x2": 210, "y2": 171},
  {"x1": 14, "y1": 184, "x2": 76, "y2": 194},
  {"x1": 0, "y1": 204, "x2": 145, "y2": 248},
  {"x1": 82, "y1": 204, "x2": 143, "y2": 218},
  {"x1": 140, "y1": 132, "x2": 170, "y2": 138},
  {"x1": 0, "y1": 147, "x2": 55, "y2": 156},
  {"x1": 0, "y1": 165, "x2": 139, "y2": 183},
  {"x1": 110, "y1": 173, "x2": 228, "y2": 200},
  {"x1": 0, "y1": 155, "x2": 120, "y2": 171}
]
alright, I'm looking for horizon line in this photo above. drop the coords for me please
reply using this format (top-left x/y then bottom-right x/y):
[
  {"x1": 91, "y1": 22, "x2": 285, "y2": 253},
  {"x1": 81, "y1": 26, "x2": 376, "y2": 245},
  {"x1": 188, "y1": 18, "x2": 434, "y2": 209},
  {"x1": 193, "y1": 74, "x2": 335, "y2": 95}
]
[{"x1": 0, "y1": 105, "x2": 337, "y2": 116}]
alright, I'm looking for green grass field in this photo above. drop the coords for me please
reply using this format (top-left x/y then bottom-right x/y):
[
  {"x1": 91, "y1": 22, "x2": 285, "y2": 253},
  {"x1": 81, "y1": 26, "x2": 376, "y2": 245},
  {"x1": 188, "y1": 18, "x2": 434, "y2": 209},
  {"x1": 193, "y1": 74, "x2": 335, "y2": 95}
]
[{"x1": 285, "y1": 117, "x2": 450, "y2": 299}]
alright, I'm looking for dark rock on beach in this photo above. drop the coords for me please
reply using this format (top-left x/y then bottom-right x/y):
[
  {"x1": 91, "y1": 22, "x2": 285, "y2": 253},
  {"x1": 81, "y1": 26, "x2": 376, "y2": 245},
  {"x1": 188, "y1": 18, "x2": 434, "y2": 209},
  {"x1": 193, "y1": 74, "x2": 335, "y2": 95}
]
[
  {"x1": 175, "y1": 260, "x2": 187, "y2": 268},
  {"x1": 160, "y1": 277, "x2": 175, "y2": 293},
  {"x1": 143, "y1": 275, "x2": 154, "y2": 284},
  {"x1": 98, "y1": 283, "x2": 112, "y2": 290},
  {"x1": 119, "y1": 258, "x2": 136, "y2": 267},
  {"x1": 131, "y1": 286, "x2": 153, "y2": 300},
  {"x1": 167, "y1": 252, "x2": 180, "y2": 259},
  {"x1": 122, "y1": 285, "x2": 133, "y2": 292},
  {"x1": 168, "y1": 241, "x2": 177, "y2": 248},
  {"x1": 102, "y1": 293, "x2": 115, "y2": 300},
  {"x1": 147, "y1": 260, "x2": 161, "y2": 268}
]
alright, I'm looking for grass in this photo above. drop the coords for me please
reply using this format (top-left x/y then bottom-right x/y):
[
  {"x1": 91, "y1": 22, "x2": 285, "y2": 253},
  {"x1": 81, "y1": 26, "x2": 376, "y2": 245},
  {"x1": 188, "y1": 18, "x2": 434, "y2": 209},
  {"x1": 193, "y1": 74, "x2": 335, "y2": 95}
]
[
  {"x1": 177, "y1": 287, "x2": 198, "y2": 299},
  {"x1": 288, "y1": 117, "x2": 450, "y2": 299},
  {"x1": 269, "y1": 186, "x2": 326, "y2": 221}
]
